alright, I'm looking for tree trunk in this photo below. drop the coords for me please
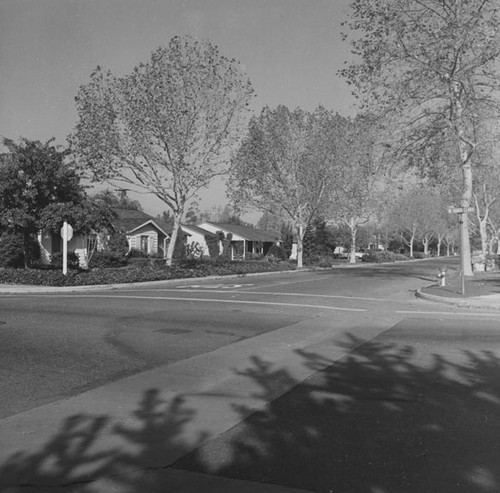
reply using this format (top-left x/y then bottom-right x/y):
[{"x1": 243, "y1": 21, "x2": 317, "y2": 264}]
[
  {"x1": 296, "y1": 223, "x2": 304, "y2": 269},
  {"x1": 409, "y1": 233, "x2": 415, "y2": 258},
  {"x1": 349, "y1": 218, "x2": 357, "y2": 264},
  {"x1": 459, "y1": 150, "x2": 474, "y2": 276},
  {"x1": 423, "y1": 237, "x2": 429, "y2": 256},
  {"x1": 437, "y1": 235, "x2": 442, "y2": 257},
  {"x1": 165, "y1": 209, "x2": 183, "y2": 267},
  {"x1": 479, "y1": 218, "x2": 488, "y2": 256}
]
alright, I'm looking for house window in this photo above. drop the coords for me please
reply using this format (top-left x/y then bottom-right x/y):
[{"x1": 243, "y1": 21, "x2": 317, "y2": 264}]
[{"x1": 140, "y1": 235, "x2": 149, "y2": 254}]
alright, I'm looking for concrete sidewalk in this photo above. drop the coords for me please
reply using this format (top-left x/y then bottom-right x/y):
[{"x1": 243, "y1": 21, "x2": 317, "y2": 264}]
[
  {"x1": 416, "y1": 287, "x2": 500, "y2": 310},
  {"x1": 0, "y1": 302, "x2": 394, "y2": 493}
]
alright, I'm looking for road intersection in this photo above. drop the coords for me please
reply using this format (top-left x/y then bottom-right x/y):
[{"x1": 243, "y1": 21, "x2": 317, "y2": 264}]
[{"x1": 1, "y1": 258, "x2": 500, "y2": 492}]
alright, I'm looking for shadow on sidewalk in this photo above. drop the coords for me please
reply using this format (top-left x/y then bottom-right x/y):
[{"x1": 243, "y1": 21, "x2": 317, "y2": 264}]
[{"x1": 2, "y1": 331, "x2": 500, "y2": 492}]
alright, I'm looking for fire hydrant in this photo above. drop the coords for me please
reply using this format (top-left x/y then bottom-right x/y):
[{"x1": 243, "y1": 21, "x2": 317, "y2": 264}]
[{"x1": 437, "y1": 267, "x2": 446, "y2": 287}]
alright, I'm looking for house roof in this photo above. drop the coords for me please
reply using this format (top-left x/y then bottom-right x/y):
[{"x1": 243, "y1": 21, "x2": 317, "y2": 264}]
[
  {"x1": 204, "y1": 222, "x2": 279, "y2": 242},
  {"x1": 112, "y1": 208, "x2": 171, "y2": 237},
  {"x1": 180, "y1": 224, "x2": 210, "y2": 236}
]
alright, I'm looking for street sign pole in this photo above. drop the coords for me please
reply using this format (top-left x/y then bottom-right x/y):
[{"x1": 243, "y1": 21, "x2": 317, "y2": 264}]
[
  {"x1": 60, "y1": 222, "x2": 74, "y2": 276},
  {"x1": 458, "y1": 213, "x2": 465, "y2": 297},
  {"x1": 62, "y1": 222, "x2": 68, "y2": 276}
]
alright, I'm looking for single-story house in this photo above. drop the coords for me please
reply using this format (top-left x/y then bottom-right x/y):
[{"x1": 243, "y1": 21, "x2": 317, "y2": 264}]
[
  {"x1": 38, "y1": 208, "x2": 171, "y2": 267},
  {"x1": 180, "y1": 223, "x2": 211, "y2": 257},
  {"x1": 191, "y1": 222, "x2": 279, "y2": 260}
]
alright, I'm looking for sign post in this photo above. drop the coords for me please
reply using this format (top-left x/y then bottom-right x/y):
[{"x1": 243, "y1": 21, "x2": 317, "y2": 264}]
[
  {"x1": 60, "y1": 222, "x2": 74, "y2": 275},
  {"x1": 448, "y1": 206, "x2": 474, "y2": 296}
]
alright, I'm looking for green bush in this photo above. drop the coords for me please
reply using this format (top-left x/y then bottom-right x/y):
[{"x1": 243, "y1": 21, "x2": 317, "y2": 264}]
[
  {"x1": 205, "y1": 233, "x2": 220, "y2": 259},
  {"x1": 266, "y1": 244, "x2": 288, "y2": 261},
  {"x1": 106, "y1": 232, "x2": 130, "y2": 256},
  {"x1": 127, "y1": 258, "x2": 150, "y2": 268},
  {"x1": 412, "y1": 251, "x2": 426, "y2": 259},
  {"x1": 88, "y1": 251, "x2": 127, "y2": 269},
  {"x1": 394, "y1": 253, "x2": 409, "y2": 261},
  {"x1": 0, "y1": 232, "x2": 25, "y2": 268},
  {"x1": 127, "y1": 248, "x2": 148, "y2": 258},
  {"x1": 51, "y1": 251, "x2": 80, "y2": 270},
  {"x1": 0, "y1": 259, "x2": 296, "y2": 286},
  {"x1": 362, "y1": 251, "x2": 396, "y2": 263},
  {"x1": 363, "y1": 251, "x2": 410, "y2": 263}
]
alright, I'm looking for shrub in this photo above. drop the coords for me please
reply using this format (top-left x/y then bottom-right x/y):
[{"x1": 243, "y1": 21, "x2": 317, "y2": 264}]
[
  {"x1": 362, "y1": 251, "x2": 396, "y2": 263},
  {"x1": 0, "y1": 232, "x2": 25, "y2": 268},
  {"x1": 127, "y1": 258, "x2": 150, "y2": 268},
  {"x1": 0, "y1": 259, "x2": 296, "y2": 286},
  {"x1": 106, "y1": 232, "x2": 130, "y2": 256},
  {"x1": 186, "y1": 242, "x2": 204, "y2": 259},
  {"x1": 51, "y1": 251, "x2": 80, "y2": 270},
  {"x1": 88, "y1": 251, "x2": 127, "y2": 269},
  {"x1": 205, "y1": 233, "x2": 220, "y2": 259},
  {"x1": 266, "y1": 244, "x2": 288, "y2": 261},
  {"x1": 220, "y1": 233, "x2": 232, "y2": 261},
  {"x1": 394, "y1": 253, "x2": 409, "y2": 261},
  {"x1": 412, "y1": 252, "x2": 426, "y2": 259},
  {"x1": 127, "y1": 248, "x2": 148, "y2": 258}
]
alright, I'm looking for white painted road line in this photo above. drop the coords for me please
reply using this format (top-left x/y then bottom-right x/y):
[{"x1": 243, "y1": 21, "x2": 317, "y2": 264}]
[
  {"x1": 396, "y1": 310, "x2": 500, "y2": 318},
  {"x1": 29, "y1": 294, "x2": 367, "y2": 312},
  {"x1": 123, "y1": 288, "x2": 394, "y2": 303}
]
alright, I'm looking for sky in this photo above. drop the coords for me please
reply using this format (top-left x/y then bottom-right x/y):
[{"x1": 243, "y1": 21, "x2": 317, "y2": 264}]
[{"x1": 0, "y1": 0, "x2": 358, "y2": 220}]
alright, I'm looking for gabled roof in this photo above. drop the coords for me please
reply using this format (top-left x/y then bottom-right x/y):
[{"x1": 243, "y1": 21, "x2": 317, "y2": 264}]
[
  {"x1": 204, "y1": 222, "x2": 279, "y2": 242},
  {"x1": 180, "y1": 224, "x2": 211, "y2": 236},
  {"x1": 112, "y1": 208, "x2": 171, "y2": 237}
]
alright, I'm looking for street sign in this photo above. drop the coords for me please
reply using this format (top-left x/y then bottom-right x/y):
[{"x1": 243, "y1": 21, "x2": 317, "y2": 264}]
[
  {"x1": 448, "y1": 206, "x2": 474, "y2": 214},
  {"x1": 60, "y1": 223, "x2": 74, "y2": 241}
]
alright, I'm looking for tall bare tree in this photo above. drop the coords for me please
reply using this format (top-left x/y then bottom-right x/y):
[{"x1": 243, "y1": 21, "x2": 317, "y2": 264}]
[
  {"x1": 341, "y1": 0, "x2": 500, "y2": 275},
  {"x1": 71, "y1": 36, "x2": 254, "y2": 265}
]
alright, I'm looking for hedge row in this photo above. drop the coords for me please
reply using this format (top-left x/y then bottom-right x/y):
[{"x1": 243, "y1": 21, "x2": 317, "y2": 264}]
[
  {"x1": 361, "y1": 251, "x2": 409, "y2": 263},
  {"x1": 0, "y1": 260, "x2": 296, "y2": 287}
]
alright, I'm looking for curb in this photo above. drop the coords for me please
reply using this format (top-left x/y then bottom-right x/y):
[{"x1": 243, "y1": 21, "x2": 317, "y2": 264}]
[
  {"x1": 0, "y1": 267, "x2": 319, "y2": 295},
  {"x1": 416, "y1": 287, "x2": 500, "y2": 310}
]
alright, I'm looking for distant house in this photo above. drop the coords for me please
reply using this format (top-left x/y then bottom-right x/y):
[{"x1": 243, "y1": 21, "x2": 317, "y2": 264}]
[
  {"x1": 112, "y1": 208, "x2": 171, "y2": 256},
  {"x1": 195, "y1": 222, "x2": 279, "y2": 260},
  {"x1": 38, "y1": 208, "x2": 172, "y2": 267},
  {"x1": 180, "y1": 224, "x2": 211, "y2": 257}
]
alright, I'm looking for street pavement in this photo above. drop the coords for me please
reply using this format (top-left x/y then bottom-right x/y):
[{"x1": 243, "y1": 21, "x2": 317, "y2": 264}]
[{"x1": 1, "y1": 260, "x2": 500, "y2": 492}]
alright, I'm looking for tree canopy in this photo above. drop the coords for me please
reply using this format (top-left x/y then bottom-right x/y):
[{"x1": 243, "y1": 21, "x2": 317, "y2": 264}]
[
  {"x1": 229, "y1": 105, "x2": 345, "y2": 268},
  {"x1": 71, "y1": 36, "x2": 254, "y2": 265},
  {"x1": 0, "y1": 138, "x2": 114, "y2": 266},
  {"x1": 341, "y1": 0, "x2": 500, "y2": 274}
]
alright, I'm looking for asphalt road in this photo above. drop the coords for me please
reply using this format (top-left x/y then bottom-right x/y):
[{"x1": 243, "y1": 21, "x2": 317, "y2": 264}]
[
  {"x1": 2, "y1": 257, "x2": 500, "y2": 492},
  {"x1": 0, "y1": 256, "x2": 491, "y2": 420}
]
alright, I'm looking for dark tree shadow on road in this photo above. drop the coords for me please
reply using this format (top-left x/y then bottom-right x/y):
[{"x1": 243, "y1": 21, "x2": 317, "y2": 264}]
[
  {"x1": 0, "y1": 389, "x2": 204, "y2": 493},
  {"x1": 0, "y1": 414, "x2": 113, "y2": 492},
  {"x1": 176, "y1": 332, "x2": 500, "y2": 493},
  {"x1": 2, "y1": 329, "x2": 500, "y2": 493}
]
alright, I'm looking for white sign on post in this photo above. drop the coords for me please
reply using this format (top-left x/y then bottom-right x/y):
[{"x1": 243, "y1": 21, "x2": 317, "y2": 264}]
[
  {"x1": 60, "y1": 222, "x2": 73, "y2": 275},
  {"x1": 60, "y1": 223, "x2": 74, "y2": 241}
]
